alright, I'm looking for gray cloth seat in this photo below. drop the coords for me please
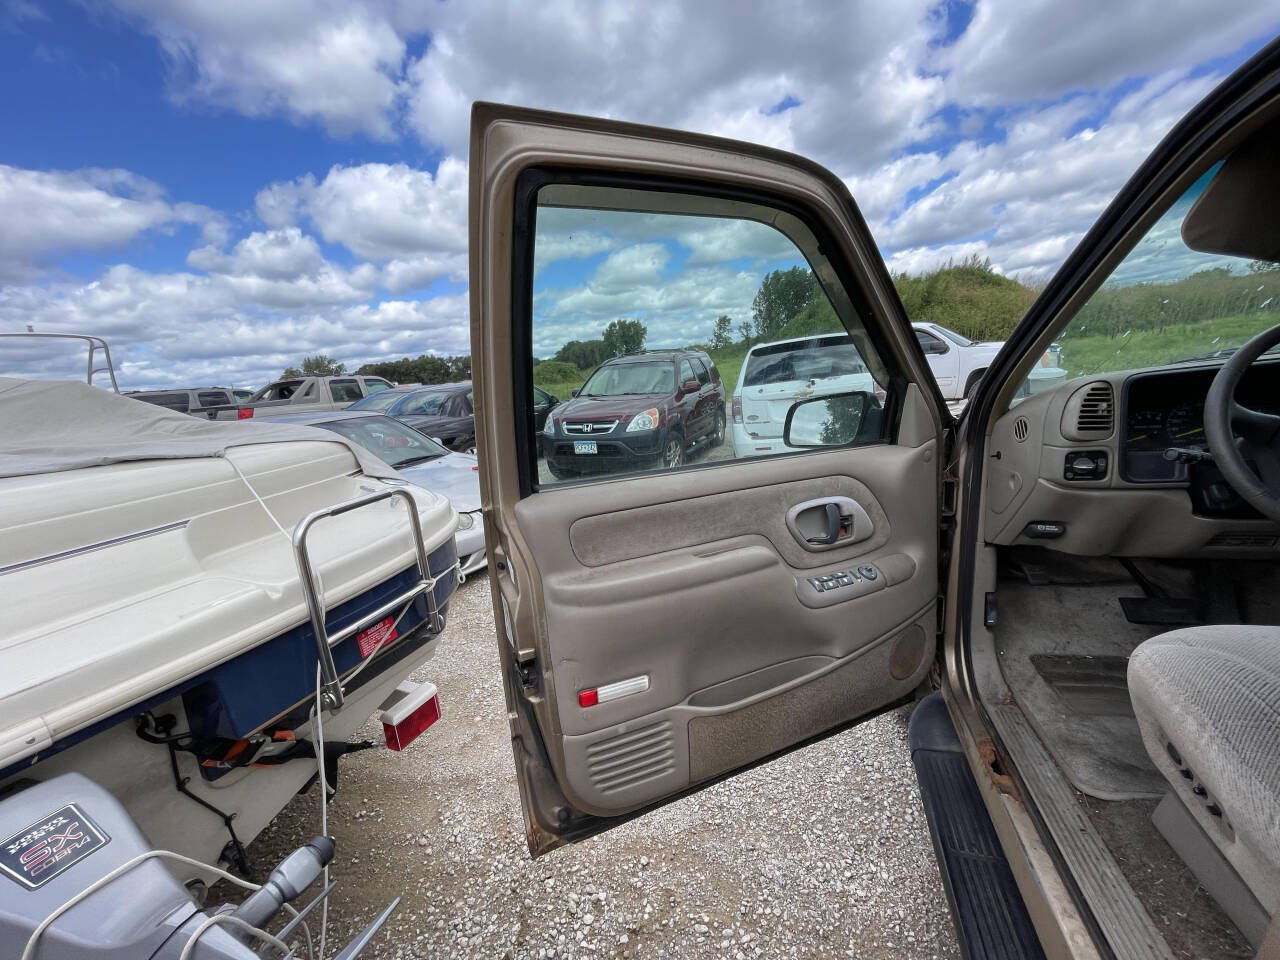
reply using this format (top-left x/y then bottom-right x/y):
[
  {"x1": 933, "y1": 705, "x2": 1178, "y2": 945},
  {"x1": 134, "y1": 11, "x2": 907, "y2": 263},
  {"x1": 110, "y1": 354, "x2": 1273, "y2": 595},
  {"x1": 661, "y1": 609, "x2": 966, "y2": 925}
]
[{"x1": 1128, "y1": 625, "x2": 1280, "y2": 917}]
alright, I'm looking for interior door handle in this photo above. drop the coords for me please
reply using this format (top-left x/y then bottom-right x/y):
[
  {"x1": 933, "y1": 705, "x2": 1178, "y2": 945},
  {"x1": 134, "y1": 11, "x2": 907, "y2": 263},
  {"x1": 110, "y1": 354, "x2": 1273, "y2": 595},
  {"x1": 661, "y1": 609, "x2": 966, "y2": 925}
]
[
  {"x1": 806, "y1": 502, "x2": 843, "y2": 544},
  {"x1": 786, "y1": 495, "x2": 875, "y2": 551}
]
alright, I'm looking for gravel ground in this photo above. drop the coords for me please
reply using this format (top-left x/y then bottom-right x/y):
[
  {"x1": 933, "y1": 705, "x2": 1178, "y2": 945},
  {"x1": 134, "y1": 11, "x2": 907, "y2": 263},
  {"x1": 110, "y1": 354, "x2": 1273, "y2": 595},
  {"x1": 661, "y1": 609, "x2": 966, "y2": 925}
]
[{"x1": 245, "y1": 573, "x2": 960, "y2": 960}]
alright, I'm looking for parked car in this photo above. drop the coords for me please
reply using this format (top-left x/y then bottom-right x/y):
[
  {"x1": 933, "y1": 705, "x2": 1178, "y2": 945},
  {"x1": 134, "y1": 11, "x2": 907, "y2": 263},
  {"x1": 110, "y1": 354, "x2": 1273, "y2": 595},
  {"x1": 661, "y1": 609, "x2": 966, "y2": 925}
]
[
  {"x1": 541, "y1": 350, "x2": 726, "y2": 479},
  {"x1": 351, "y1": 380, "x2": 477, "y2": 452},
  {"x1": 267, "y1": 410, "x2": 488, "y2": 580},
  {"x1": 211, "y1": 374, "x2": 396, "y2": 420},
  {"x1": 912, "y1": 322, "x2": 1066, "y2": 400},
  {"x1": 731, "y1": 334, "x2": 876, "y2": 458},
  {"x1": 125, "y1": 386, "x2": 241, "y2": 415}
]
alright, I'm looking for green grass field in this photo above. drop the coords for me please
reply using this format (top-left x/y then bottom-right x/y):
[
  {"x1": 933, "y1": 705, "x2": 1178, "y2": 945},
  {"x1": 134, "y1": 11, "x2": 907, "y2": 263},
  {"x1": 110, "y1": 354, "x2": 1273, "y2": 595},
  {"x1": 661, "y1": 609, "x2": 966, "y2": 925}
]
[{"x1": 1058, "y1": 313, "x2": 1275, "y2": 377}]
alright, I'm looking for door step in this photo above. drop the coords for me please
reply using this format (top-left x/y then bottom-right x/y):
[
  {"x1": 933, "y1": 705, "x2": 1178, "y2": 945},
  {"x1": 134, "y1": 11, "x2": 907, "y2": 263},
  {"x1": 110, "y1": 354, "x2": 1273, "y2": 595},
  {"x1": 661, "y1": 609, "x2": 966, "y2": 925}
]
[{"x1": 910, "y1": 693, "x2": 1046, "y2": 960}]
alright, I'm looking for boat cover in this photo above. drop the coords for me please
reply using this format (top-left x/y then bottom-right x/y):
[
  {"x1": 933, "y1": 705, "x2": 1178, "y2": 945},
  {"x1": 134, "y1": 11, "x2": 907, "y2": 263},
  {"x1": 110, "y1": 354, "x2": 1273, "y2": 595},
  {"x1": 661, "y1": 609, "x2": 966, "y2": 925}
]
[{"x1": 0, "y1": 377, "x2": 400, "y2": 480}]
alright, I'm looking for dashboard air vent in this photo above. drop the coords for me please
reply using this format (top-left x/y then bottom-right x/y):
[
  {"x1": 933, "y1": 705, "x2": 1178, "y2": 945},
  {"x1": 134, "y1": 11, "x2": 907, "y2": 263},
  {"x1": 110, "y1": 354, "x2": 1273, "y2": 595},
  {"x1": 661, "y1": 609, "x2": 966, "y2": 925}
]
[
  {"x1": 1061, "y1": 381, "x2": 1115, "y2": 441},
  {"x1": 1012, "y1": 416, "x2": 1030, "y2": 442}
]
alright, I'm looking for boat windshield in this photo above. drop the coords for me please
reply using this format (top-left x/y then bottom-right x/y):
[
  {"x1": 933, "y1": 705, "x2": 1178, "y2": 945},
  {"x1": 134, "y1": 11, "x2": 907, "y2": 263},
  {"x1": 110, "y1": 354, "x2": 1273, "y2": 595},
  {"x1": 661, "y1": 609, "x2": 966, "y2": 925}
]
[{"x1": 317, "y1": 416, "x2": 450, "y2": 468}]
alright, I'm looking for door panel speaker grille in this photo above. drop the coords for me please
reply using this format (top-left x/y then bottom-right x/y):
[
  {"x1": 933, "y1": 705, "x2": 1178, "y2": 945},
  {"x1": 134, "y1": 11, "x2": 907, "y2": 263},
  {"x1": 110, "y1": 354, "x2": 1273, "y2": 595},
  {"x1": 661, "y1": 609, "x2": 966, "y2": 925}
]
[{"x1": 586, "y1": 721, "x2": 675, "y2": 794}]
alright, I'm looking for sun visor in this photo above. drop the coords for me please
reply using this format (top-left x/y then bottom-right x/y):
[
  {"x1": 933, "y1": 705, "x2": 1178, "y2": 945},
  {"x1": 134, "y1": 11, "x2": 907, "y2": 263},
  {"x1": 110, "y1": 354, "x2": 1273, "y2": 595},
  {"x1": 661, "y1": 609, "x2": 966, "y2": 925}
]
[{"x1": 1182, "y1": 121, "x2": 1280, "y2": 263}]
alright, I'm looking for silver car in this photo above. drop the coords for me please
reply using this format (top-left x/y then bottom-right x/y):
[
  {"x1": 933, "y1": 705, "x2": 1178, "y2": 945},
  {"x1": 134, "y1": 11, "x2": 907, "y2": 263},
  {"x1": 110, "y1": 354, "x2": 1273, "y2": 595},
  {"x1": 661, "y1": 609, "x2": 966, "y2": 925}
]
[{"x1": 266, "y1": 410, "x2": 488, "y2": 580}]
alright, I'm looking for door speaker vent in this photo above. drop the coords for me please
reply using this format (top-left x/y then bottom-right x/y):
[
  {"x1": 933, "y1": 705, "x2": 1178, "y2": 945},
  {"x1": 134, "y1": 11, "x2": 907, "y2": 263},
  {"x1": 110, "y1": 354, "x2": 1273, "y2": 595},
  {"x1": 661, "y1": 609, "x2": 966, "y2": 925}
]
[
  {"x1": 586, "y1": 721, "x2": 675, "y2": 795},
  {"x1": 1012, "y1": 416, "x2": 1030, "y2": 442},
  {"x1": 1061, "y1": 381, "x2": 1114, "y2": 441}
]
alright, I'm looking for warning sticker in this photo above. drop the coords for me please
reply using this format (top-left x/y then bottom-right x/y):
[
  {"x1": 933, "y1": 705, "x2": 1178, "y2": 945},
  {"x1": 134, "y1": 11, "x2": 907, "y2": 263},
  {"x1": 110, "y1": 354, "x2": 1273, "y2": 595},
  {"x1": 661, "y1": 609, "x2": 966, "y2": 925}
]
[
  {"x1": 356, "y1": 616, "x2": 398, "y2": 659},
  {"x1": 0, "y1": 803, "x2": 110, "y2": 890}
]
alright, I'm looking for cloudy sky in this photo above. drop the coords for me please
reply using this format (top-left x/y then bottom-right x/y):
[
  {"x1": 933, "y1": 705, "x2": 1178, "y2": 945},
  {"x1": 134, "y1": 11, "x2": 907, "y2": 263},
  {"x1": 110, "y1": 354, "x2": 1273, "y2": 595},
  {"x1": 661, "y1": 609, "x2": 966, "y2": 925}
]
[{"x1": 1, "y1": 1, "x2": 1277, "y2": 388}]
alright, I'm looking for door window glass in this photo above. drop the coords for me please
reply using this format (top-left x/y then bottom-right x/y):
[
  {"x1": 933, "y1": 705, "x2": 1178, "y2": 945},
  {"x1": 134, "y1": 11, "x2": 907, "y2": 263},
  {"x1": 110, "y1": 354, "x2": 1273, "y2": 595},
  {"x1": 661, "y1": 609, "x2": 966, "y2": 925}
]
[
  {"x1": 529, "y1": 183, "x2": 889, "y2": 487},
  {"x1": 679, "y1": 359, "x2": 697, "y2": 388},
  {"x1": 914, "y1": 330, "x2": 948, "y2": 355},
  {"x1": 365, "y1": 378, "x2": 392, "y2": 394},
  {"x1": 329, "y1": 379, "x2": 363, "y2": 403}
]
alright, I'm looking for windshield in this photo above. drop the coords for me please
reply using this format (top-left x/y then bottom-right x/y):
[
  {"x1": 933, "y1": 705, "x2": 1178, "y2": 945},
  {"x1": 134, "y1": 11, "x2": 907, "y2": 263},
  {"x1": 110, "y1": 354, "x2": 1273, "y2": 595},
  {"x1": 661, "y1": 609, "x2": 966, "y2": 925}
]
[
  {"x1": 316, "y1": 416, "x2": 449, "y2": 467},
  {"x1": 742, "y1": 338, "x2": 867, "y2": 387},
  {"x1": 580, "y1": 361, "x2": 674, "y2": 397},
  {"x1": 350, "y1": 390, "x2": 404, "y2": 412},
  {"x1": 1034, "y1": 165, "x2": 1280, "y2": 382},
  {"x1": 395, "y1": 391, "x2": 450, "y2": 416}
]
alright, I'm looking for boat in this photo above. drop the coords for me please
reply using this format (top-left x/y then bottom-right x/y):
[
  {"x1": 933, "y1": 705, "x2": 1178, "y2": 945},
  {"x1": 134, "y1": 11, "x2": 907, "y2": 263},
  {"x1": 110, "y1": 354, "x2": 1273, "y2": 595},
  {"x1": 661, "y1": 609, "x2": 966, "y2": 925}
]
[{"x1": 0, "y1": 358, "x2": 460, "y2": 906}]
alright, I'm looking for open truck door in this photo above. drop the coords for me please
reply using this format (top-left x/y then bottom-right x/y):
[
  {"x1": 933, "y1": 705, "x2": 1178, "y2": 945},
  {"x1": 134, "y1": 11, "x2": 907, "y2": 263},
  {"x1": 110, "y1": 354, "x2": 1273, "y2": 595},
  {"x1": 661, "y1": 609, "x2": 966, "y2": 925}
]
[{"x1": 469, "y1": 103, "x2": 951, "y2": 856}]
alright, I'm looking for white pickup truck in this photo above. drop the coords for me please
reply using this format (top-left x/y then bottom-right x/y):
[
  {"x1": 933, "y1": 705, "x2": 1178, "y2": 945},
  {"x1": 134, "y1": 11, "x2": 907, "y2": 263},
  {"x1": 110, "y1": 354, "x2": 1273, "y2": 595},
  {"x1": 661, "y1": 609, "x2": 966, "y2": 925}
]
[
  {"x1": 912, "y1": 322, "x2": 1066, "y2": 400},
  {"x1": 211, "y1": 374, "x2": 397, "y2": 419}
]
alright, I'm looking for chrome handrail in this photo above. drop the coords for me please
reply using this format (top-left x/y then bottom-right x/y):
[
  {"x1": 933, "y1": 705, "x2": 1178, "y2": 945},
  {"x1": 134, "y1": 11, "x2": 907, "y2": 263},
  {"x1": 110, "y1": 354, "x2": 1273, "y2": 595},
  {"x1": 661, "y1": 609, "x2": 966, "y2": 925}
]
[
  {"x1": 292, "y1": 488, "x2": 443, "y2": 711},
  {"x1": 0, "y1": 333, "x2": 119, "y2": 392}
]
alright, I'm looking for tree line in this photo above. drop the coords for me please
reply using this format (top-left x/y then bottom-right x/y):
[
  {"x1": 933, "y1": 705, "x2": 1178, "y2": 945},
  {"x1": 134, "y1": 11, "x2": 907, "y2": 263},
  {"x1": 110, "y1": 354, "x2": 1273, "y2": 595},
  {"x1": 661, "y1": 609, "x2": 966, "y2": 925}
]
[{"x1": 281, "y1": 257, "x2": 1280, "y2": 387}]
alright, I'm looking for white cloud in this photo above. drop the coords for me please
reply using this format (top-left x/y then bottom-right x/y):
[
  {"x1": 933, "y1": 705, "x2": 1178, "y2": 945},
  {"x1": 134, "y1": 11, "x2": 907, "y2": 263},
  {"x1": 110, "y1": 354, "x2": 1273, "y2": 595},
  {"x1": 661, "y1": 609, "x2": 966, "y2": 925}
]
[
  {"x1": 187, "y1": 227, "x2": 324, "y2": 279},
  {"x1": 939, "y1": 0, "x2": 1280, "y2": 106},
  {"x1": 256, "y1": 160, "x2": 469, "y2": 263},
  {"x1": 402, "y1": 0, "x2": 944, "y2": 171},
  {"x1": 0, "y1": 165, "x2": 222, "y2": 280},
  {"x1": 109, "y1": 0, "x2": 407, "y2": 139}
]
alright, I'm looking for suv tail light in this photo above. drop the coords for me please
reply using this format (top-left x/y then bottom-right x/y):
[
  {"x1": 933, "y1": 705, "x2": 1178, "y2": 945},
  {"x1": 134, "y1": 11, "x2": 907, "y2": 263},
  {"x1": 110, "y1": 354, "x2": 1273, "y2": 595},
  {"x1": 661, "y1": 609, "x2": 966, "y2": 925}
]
[
  {"x1": 731, "y1": 395, "x2": 743, "y2": 423},
  {"x1": 237, "y1": 407, "x2": 254, "y2": 420}
]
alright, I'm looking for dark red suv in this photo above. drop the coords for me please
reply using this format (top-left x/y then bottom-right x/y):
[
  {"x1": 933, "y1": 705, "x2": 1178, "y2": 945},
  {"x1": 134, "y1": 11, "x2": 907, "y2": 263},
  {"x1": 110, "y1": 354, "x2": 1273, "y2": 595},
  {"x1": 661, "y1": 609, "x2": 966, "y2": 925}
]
[{"x1": 541, "y1": 350, "x2": 727, "y2": 479}]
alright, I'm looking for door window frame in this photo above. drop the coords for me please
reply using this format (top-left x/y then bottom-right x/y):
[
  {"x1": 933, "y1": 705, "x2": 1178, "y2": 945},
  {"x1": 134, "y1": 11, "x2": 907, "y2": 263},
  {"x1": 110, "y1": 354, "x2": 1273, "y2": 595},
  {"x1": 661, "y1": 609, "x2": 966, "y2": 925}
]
[{"x1": 510, "y1": 166, "x2": 912, "y2": 498}]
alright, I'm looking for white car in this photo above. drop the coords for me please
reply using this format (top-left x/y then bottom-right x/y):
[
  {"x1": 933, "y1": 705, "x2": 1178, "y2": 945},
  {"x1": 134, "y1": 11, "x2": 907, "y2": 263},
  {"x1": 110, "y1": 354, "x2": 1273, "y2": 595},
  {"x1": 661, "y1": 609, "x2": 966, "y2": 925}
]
[
  {"x1": 912, "y1": 322, "x2": 1067, "y2": 399},
  {"x1": 731, "y1": 333, "x2": 876, "y2": 458}
]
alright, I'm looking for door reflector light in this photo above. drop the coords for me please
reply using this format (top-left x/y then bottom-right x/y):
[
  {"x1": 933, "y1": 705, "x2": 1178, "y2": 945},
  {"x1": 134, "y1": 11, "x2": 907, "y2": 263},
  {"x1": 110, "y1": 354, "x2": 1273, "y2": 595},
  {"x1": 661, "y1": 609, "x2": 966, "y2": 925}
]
[
  {"x1": 578, "y1": 675, "x2": 649, "y2": 708},
  {"x1": 379, "y1": 680, "x2": 440, "y2": 751},
  {"x1": 237, "y1": 407, "x2": 254, "y2": 419}
]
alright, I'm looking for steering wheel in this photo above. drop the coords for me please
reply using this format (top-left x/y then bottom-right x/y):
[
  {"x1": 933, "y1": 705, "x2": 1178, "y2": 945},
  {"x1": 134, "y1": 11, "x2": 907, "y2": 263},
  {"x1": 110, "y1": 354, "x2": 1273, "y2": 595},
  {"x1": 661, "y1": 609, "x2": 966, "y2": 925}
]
[{"x1": 1203, "y1": 321, "x2": 1280, "y2": 523}]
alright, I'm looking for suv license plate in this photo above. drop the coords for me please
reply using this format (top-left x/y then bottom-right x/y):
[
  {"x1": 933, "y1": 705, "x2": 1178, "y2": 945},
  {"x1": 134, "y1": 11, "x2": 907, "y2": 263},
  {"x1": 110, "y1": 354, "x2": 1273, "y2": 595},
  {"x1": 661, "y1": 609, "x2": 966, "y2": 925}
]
[{"x1": 573, "y1": 440, "x2": 598, "y2": 454}]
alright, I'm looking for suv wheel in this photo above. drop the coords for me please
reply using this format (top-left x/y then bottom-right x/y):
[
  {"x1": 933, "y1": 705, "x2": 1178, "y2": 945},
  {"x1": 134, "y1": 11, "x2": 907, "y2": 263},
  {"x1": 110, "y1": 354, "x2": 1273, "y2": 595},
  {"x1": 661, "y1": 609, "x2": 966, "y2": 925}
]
[
  {"x1": 662, "y1": 431, "x2": 684, "y2": 469},
  {"x1": 711, "y1": 409, "x2": 726, "y2": 447}
]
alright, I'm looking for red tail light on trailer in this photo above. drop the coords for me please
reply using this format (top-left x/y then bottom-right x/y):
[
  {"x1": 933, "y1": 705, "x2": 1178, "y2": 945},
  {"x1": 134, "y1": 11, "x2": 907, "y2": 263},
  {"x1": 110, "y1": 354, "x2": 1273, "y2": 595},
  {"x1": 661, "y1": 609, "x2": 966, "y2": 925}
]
[{"x1": 379, "y1": 680, "x2": 441, "y2": 751}]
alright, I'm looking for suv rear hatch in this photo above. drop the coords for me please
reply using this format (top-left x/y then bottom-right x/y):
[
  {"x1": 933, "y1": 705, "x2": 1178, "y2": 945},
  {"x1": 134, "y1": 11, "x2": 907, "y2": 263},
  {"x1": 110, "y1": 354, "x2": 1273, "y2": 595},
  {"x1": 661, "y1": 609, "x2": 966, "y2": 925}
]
[{"x1": 738, "y1": 336, "x2": 872, "y2": 439}]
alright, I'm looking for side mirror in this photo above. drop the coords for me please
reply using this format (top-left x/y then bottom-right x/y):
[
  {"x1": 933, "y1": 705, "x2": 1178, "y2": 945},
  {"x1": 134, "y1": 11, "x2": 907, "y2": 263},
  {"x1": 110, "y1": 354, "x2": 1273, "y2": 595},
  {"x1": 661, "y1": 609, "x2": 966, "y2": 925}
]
[
  {"x1": 920, "y1": 338, "x2": 948, "y2": 355},
  {"x1": 783, "y1": 392, "x2": 871, "y2": 448},
  {"x1": 681, "y1": 379, "x2": 700, "y2": 395},
  {"x1": 570, "y1": 388, "x2": 580, "y2": 397}
]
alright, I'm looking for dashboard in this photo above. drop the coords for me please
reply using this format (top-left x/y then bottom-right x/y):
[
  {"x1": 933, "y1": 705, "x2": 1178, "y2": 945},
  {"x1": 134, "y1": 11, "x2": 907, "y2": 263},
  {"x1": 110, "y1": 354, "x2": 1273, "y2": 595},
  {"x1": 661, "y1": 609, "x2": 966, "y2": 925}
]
[
  {"x1": 1122, "y1": 360, "x2": 1280, "y2": 483},
  {"x1": 985, "y1": 357, "x2": 1280, "y2": 558}
]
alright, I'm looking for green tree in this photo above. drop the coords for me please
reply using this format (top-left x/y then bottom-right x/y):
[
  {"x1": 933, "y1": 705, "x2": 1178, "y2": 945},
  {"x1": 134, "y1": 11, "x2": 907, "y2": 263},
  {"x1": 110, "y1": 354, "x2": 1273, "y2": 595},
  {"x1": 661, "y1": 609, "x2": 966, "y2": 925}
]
[
  {"x1": 602, "y1": 318, "x2": 647, "y2": 357},
  {"x1": 710, "y1": 315, "x2": 733, "y2": 350},
  {"x1": 736, "y1": 320, "x2": 754, "y2": 345},
  {"x1": 554, "y1": 339, "x2": 611, "y2": 370},
  {"x1": 356, "y1": 354, "x2": 471, "y2": 385},
  {"x1": 282, "y1": 354, "x2": 346, "y2": 378},
  {"x1": 752, "y1": 266, "x2": 817, "y2": 341}
]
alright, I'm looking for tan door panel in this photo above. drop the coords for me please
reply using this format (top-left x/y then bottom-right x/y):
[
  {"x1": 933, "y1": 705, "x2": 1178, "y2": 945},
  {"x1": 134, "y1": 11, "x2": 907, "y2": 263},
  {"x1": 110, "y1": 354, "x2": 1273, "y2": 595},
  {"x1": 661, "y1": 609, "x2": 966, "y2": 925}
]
[{"x1": 514, "y1": 441, "x2": 938, "y2": 816}]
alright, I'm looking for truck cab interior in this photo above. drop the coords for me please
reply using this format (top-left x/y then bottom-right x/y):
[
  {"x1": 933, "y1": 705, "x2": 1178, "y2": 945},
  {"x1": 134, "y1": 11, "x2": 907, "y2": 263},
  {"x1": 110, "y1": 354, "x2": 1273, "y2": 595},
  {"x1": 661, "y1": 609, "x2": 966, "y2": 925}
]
[{"x1": 967, "y1": 106, "x2": 1280, "y2": 958}]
